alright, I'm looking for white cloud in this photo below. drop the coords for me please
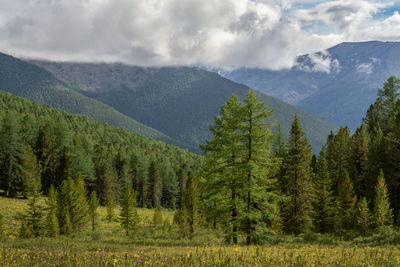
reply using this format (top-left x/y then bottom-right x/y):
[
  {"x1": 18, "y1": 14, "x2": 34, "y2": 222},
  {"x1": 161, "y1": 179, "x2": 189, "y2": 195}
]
[
  {"x1": 0, "y1": 0, "x2": 397, "y2": 69},
  {"x1": 356, "y1": 57, "x2": 381, "y2": 74}
]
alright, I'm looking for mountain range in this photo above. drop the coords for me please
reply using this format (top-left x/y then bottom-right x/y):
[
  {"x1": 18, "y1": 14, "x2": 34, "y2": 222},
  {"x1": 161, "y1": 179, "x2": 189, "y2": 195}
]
[
  {"x1": 222, "y1": 41, "x2": 400, "y2": 130},
  {"x1": 29, "y1": 60, "x2": 338, "y2": 152},
  {"x1": 0, "y1": 51, "x2": 337, "y2": 153}
]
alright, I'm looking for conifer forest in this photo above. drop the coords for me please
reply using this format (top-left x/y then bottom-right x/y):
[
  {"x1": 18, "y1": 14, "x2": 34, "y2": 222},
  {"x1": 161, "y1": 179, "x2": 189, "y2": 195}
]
[{"x1": 1, "y1": 77, "x2": 400, "y2": 266}]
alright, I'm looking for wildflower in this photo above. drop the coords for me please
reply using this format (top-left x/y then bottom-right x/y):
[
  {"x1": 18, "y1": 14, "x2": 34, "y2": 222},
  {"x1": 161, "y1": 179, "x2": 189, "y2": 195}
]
[{"x1": 137, "y1": 258, "x2": 141, "y2": 265}]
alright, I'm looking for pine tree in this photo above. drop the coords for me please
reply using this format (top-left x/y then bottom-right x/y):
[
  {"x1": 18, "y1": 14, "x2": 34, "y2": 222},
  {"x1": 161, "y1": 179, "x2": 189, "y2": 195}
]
[
  {"x1": 119, "y1": 186, "x2": 139, "y2": 235},
  {"x1": 313, "y1": 146, "x2": 334, "y2": 233},
  {"x1": 45, "y1": 185, "x2": 59, "y2": 237},
  {"x1": 336, "y1": 170, "x2": 357, "y2": 230},
  {"x1": 282, "y1": 115, "x2": 313, "y2": 235},
  {"x1": 21, "y1": 146, "x2": 41, "y2": 198},
  {"x1": 177, "y1": 168, "x2": 188, "y2": 209},
  {"x1": 373, "y1": 170, "x2": 393, "y2": 227},
  {"x1": 153, "y1": 207, "x2": 163, "y2": 226},
  {"x1": 356, "y1": 197, "x2": 371, "y2": 235},
  {"x1": 88, "y1": 191, "x2": 99, "y2": 231}
]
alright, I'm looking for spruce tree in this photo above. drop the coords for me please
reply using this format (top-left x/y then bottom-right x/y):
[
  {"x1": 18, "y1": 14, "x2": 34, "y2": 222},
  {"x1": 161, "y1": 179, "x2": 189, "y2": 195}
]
[
  {"x1": 336, "y1": 170, "x2": 357, "y2": 230},
  {"x1": 282, "y1": 115, "x2": 313, "y2": 235},
  {"x1": 356, "y1": 197, "x2": 371, "y2": 235},
  {"x1": 119, "y1": 185, "x2": 139, "y2": 235},
  {"x1": 313, "y1": 146, "x2": 334, "y2": 233},
  {"x1": 328, "y1": 127, "x2": 351, "y2": 195},
  {"x1": 88, "y1": 191, "x2": 99, "y2": 231},
  {"x1": 373, "y1": 170, "x2": 393, "y2": 227}
]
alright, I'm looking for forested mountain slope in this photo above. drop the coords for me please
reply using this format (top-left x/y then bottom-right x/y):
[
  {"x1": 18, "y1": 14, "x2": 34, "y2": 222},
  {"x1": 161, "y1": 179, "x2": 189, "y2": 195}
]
[
  {"x1": 32, "y1": 61, "x2": 339, "y2": 152},
  {"x1": 0, "y1": 53, "x2": 177, "y2": 145},
  {"x1": 0, "y1": 89, "x2": 199, "y2": 207}
]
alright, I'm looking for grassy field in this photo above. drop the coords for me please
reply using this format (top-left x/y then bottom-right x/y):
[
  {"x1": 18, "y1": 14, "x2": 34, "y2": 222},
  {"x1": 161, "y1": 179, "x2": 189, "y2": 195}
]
[{"x1": 1, "y1": 197, "x2": 400, "y2": 266}]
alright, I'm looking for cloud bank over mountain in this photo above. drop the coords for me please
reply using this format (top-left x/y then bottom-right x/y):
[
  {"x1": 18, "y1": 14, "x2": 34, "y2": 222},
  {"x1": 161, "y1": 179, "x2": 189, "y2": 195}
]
[{"x1": 0, "y1": 0, "x2": 399, "y2": 69}]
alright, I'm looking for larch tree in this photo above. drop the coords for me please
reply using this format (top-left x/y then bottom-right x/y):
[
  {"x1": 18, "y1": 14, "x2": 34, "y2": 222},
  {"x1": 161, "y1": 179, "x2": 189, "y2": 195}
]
[
  {"x1": 336, "y1": 170, "x2": 357, "y2": 230},
  {"x1": 356, "y1": 197, "x2": 371, "y2": 235},
  {"x1": 119, "y1": 185, "x2": 139, "y2": 236},
  {"x1": 373, "y1": 170, "x2": 393, "y2": 227},
  {"x1": 241, "y1": 89, "x2": 279, "y2": 244},
  {"x1": 88, "y1": 191, "x2": 99, "y2": 231}
]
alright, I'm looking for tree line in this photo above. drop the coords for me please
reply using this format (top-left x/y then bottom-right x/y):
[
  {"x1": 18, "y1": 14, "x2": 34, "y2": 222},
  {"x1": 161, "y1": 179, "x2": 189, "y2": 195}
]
[
  {"x1": 1, "y1": 77, "x2": 400, "y2": 244},
  {"x1": 197, "y1": 78, "x2": 400, "y2": 244}
]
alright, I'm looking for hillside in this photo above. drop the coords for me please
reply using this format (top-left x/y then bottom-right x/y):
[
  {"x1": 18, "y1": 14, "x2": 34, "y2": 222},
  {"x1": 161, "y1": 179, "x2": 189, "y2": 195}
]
[
  {"x1": 0, "y1": 52, "x2": 178, "y2": 145},
  {"x1": 31, "y1": 61, "x2": 339, "y2": 152},
  {"x1": 222, "y1": 41, "x2": 400, "y2": 130},
  {"x1": 0, "y1": 89, "x2": 199, "y2": 206}
]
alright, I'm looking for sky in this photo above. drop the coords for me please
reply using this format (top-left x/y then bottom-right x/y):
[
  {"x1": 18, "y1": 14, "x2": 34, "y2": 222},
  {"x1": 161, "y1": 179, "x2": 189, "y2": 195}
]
[{"x1": 0, "y1": 0, "x2": 399, "y2": 70}]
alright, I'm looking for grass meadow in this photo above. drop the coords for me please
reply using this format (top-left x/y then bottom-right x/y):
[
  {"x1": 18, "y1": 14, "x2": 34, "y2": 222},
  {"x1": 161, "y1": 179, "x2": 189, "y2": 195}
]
[{"x1": 1, "y1": 197, "x2": 400, "y2": 266}]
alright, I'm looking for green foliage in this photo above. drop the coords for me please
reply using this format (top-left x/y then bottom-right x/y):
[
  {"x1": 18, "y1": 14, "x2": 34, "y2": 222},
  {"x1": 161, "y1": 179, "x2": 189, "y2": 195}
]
[
  {"x1": 0, "y1": 89, "x2": 200, "y2": 210},
  {"x1": 313, "y1": 146, "x2": 334, "y2": 233},
  {"x1": 282, "y1": 115, "x2": 313, "y2": 235},
  {"x1": 57, "y1": 177, "x2": 89, "y2": 234},
  {"x1": 149, "y1": 161, "x2": 162, "y2": 208},
  {"x1": 119, "y1": 186, "x2": 139, "y2": 235},
  {"x1": 106, "y1": 198, "x2": 115, "y2": 222},
  {"x1": 373, "y1": 170, "x2": 393, "y2": 227},
  {"x1": 45, "y1": 185, "x2": 59, "y2": 237},
  {"x1": 180, "y1": 176, "x2": 199, "y2": 238},
  {"x1": 336, "y1": 170, "x2": 357, "y2": 230},
  {"x1": 0, "y1": 212, "x2": 3, "y2": 236},
  {"x1": 153, "y1": 207, "x2": 163, "y2": 226},
  {"x1": 356, "y1": 197, "x2": 371, "y2": 235}
]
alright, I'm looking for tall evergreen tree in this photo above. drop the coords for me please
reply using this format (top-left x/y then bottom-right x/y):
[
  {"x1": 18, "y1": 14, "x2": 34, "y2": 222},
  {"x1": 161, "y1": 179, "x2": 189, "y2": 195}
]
[
  {"x1": 45, "y1": 185, "x2": 59, "y2": 237},
  {"x1": 313, "y1": 146, "x2": 334, "y2": 233},
  {"x1": 200, "y1": 94, "x2": 245, "y2": 244},
  {"x1": 350, "y1": 125, "x2": 370, "y2": 198},
  {"x1": 282, "y1": 115, "x2": 313, "y2": 235},
  {"x1": 180, "y1": 175, "x2": 200, "y2": 237},
  {"x1": 373, "y1": 170, "x2": 393, "y2": 227},
  {"x1": 21, "y1": 146, "x2": 43, "y2": 237},
  {"x1": 241, "y1": 89, "x2": 279, "y2": 244},
  {"x1": 119, "y1": 186, "x2": 139, "y2": 235},
  {"x1": 336, "y1": 170, "x2": 357, "y2": 230},
  {"x1": 328, "y1": 127, "x2": 351, "y2": 195}
]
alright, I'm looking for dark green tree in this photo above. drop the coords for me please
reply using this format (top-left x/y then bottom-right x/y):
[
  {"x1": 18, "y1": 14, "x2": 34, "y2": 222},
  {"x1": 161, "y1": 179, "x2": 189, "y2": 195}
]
[
  {"x1": 336, "y1": 170, "x2": 357, "y2": 230},
  {"x1": 282, "y1": 115, "x2": 313, "y2": 235},
  {"x1": 149, "y1": 161, "x2": 162, "y2": 208},
  {"x1": 313, "y1": 146, "x2": 334, "y2": 233},
  {"x1": 180, "y1": 175, "x2": 200, "y2": 237}
]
